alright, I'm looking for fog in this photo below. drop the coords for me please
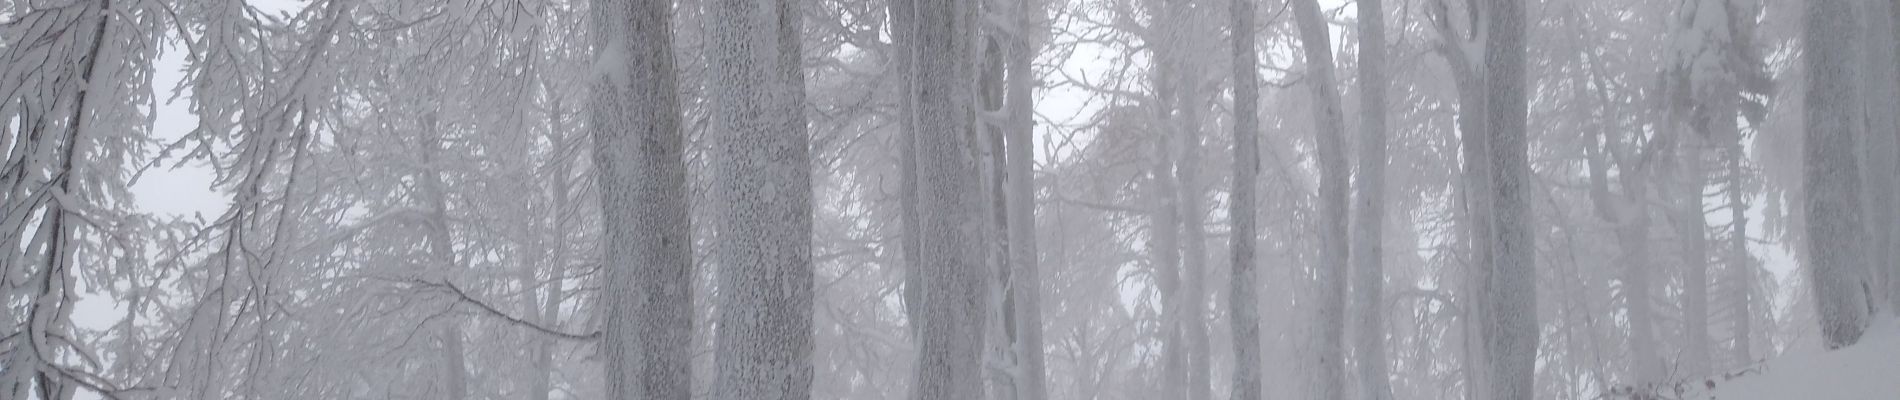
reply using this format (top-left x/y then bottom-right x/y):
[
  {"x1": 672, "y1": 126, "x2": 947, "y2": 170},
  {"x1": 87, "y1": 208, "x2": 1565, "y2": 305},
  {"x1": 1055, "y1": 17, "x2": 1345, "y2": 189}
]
[{"x1": 0, "y1": 0, "x2": 1891, "y2": 399}]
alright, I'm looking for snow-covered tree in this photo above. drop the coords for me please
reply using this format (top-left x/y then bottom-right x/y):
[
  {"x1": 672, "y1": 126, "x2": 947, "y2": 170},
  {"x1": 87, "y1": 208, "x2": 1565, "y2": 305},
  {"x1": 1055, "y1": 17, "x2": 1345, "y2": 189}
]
[
  {"x1": 1803, "y1": 0, "x2": 1869, "y2": 351},
  {"x1": 591, "y1": 0, "x2": 694, "y2": 398},
  {"x1": 704, "y1": 0, "x2": 817, "y2": 397}
]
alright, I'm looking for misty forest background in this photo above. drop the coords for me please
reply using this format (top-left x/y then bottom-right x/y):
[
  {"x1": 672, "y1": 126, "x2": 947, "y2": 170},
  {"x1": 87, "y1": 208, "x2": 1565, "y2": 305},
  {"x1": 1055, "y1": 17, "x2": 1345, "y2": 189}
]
[{"x1": 0, "y1": 0, "x2": 1893, "y2": 399}]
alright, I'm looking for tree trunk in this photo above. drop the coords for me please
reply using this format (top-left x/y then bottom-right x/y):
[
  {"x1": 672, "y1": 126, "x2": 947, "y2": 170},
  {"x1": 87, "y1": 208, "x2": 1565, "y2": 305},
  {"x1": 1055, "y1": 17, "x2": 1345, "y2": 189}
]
[
  {"x1": 528, "y1": 93, "x2": 572, "y2": 400},
  {"x1": 1450, "y1": 42, "x2": 1493, "y2": 400},
  {"x1": 1889, "y1": 0, "x2": 1900, "y2": 312},
  {"x1": 1860, "y1": 0, "x2": 1900, "y2": 315},
  {"x1": 418, "y1": 113, "x2": 468, "y2": 400},
  {"x1": 1227, "y1": 0, "x2": 1263, "y2": 398},
  {"x1": 1803, "y1": 0, "x2": 1871, "y2": 350},
  {"x1": 1618, "y1": 193, "x2": 1658, "y2": 386},
  {"x1": 887, "y1": 0, "x2": 926, "y2": 342},
  {"x1": 591, "y1": 0, "x2": 696, "y2": 398},
  {"x1": 1004, "y1": 0, "x2": 1048, "y2": 397},
  {"x1": 1483, "y1": 0, "x2": 1537, "y2": 397},
  {"x1": 1351, "y1": 0, "x2": 1394, "y2": 398},
  {"x1": 1678, "y1": 141, "x2": 1711, "y2": 378},
  {"x1": 1150, "y1": 136, "x2": 1184, "y2": 398},
  {"x1": 1143, "y1": 2, "x2": 1185, "y2": 395},
  {"x1": 910, "y1": 0, "x2": 987, "y2": 398},
  {"x1": 1424, "y1": 1, "x2": 1492, "y2": 394},
  {"x1": 978, "y1": 34, "x2": 1014, "y2": 400},
  {"x1": 1171, "y1": 27, "x2": 1212, "y2": 400},
  {"x1": 704, "y1": 0, "x2": 817, "y2": 396},
  {"x1": 1289, "y1": 0, "x2": 1350, "y2": 396},
  {"x1": 1724, "y1": 137, "x2": 1752, "y2": 366}
]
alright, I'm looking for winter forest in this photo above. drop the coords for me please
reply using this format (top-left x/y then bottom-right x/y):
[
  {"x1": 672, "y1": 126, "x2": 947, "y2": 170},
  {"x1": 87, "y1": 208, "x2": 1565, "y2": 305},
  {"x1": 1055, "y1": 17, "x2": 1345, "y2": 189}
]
[{"x1": 5, "y1": 0, "x2": 1900, "y2": 398}]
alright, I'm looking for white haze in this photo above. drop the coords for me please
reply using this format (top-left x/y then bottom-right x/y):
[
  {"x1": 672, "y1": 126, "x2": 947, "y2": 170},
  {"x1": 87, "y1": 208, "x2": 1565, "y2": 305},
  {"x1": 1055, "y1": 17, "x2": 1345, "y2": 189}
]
[{"x1": 0, "y1": 0, "x2": 1884, "y2": 399}]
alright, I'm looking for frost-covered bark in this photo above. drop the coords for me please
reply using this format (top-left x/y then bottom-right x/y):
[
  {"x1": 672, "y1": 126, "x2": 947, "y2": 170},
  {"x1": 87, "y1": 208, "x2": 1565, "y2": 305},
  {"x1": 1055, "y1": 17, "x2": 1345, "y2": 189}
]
[
  {"x1": 1860, "y1": 0, "x2": 1900, "y2": 314},
  {"x1": 1141, "y1": 2, "x2": 1185, "y2": 395},
  {"x1": 1289, "y1": 0, "x2": 1350, "y2": 396},
  {"x1": 1227, "y1": 0, "x2": 1262, "y2": 398},
  {"x1": 909, "y1": 0, "x2": 986, "y2": 398},
  {"x1": 705, "y1": 0, "x2": 815, "y2": 397},
  {"x1": 1350, "y1": 0, "x2": 1393, "y2": 398},
  {"x1": 1482, "y1": 0, "x2": 1537, "y2": 397},
  {"x1": 1887, "y1": 0, "x2": 1900, "y2": 319},
  {"x1": 592, "y1": 0, "x2": 694, "y2": 398},
  {"x1": 1803, "y1": 0, "x2": 1870, "y2": 351}
]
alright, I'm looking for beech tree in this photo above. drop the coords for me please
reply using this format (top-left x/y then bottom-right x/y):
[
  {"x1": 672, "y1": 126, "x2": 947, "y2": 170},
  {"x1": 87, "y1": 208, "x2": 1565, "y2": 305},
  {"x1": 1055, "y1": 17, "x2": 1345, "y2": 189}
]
[
  {"x1": 591, "y1": 0, "x2": 694, "y2": 398},
  {"x1": 1288, "y1": 0, "x2": 1351, "y2": 396},
  {"x1": 705, "y1": 0, "x2": 817, "y2": 397},
  {"x1": 908, "y1": 0, "x2": 986, "y2": 399},
  {"x1": 1482, "y1": 0, "x2": 1537, "y2": 398}
]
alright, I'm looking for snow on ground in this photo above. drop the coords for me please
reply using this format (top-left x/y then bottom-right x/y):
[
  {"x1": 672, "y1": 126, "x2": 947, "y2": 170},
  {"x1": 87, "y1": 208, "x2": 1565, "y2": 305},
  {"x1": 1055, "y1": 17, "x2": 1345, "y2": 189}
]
[{"x1": 1712, "y1": 318, "x2": 1900, "y2": 400}]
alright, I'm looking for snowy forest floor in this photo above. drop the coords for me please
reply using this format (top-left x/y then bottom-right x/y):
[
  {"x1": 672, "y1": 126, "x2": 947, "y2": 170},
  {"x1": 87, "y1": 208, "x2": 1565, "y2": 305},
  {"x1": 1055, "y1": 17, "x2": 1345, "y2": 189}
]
[{"x1": 1705, "y1": 318, "x2": 1900, "y2": 400}]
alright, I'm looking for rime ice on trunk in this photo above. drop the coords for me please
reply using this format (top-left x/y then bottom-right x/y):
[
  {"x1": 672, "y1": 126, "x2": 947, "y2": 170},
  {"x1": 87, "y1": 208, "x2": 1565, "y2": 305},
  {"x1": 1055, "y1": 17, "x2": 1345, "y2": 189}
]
[
  {"x1": 909, "y1": 0, "x2": 987, "y2": 399},
  {"x1": 1483, "y1": 0, "x2": 1537, "y2": 397},
  {"x1": 1860, "y1": 0, "x2": 1900, "y2": 315},
  {"x1": 1803, "y1": 0, "x2": 1871, "y2": 351},
  {"x1": 1889, "y1": 0, "x2": 1900, "y2": 312},
  {"x1": 591, "y1": 0, "x2": 696, "y2": 399},
  {"x1": 704, "y1": 0, "x2": 817, "y2": 397}
]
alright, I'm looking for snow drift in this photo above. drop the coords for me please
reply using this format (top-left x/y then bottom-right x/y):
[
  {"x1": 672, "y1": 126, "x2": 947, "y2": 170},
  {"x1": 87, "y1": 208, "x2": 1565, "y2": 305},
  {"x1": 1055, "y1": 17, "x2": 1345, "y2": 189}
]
[{"x1": 1711, "y1": 319, "x2": 1900, "y2": 400}]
